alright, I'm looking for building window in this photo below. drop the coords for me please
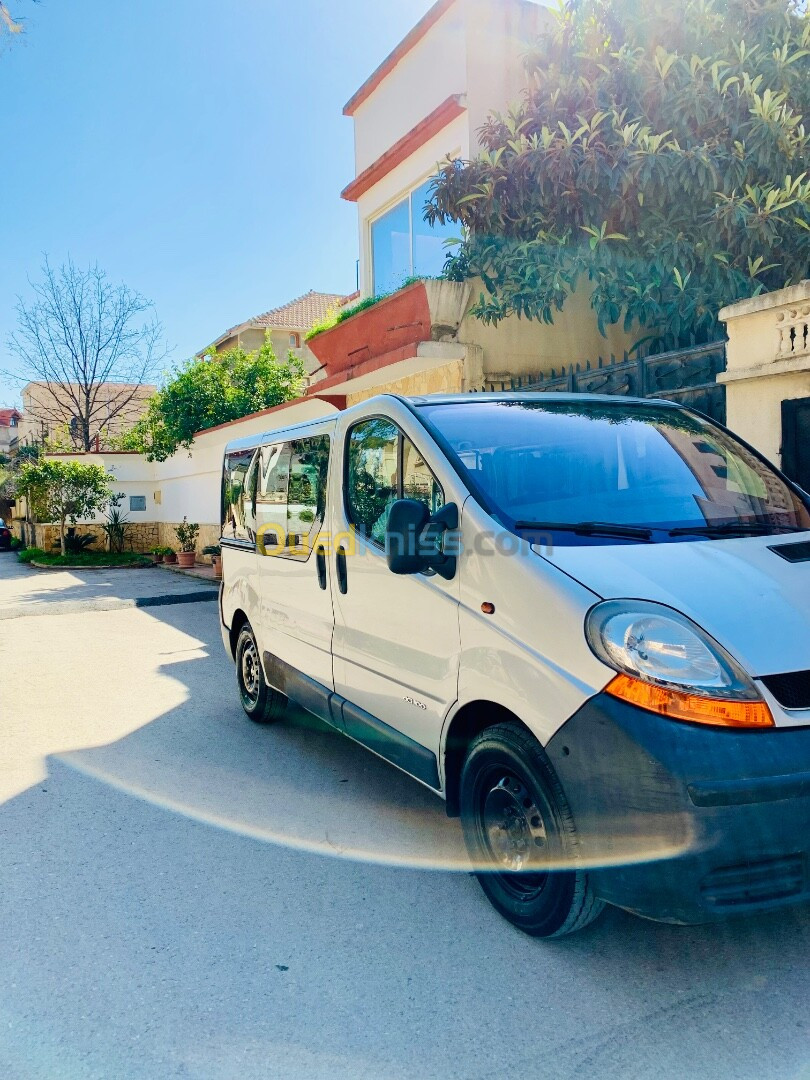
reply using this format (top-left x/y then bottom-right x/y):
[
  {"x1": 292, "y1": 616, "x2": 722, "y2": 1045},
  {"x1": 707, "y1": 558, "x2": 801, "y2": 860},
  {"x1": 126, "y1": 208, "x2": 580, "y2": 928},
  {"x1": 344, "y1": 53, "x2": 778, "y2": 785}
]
[
  {"x1": 289, "y1": 332, "x2": 301, "y2": 348},
  {"x1": 129, "y1": 495, "x2": 146, "y2": 512},
  {"x1": 370, "y1": 178, "x2": 458, "y2": 296}
]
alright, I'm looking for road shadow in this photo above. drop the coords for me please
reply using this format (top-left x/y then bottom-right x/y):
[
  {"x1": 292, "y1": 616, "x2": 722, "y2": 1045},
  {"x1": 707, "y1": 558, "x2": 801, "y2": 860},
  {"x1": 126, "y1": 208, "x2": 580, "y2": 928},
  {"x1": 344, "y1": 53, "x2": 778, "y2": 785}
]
[
  {"x1": 52, "y1": 600, "x2": 468, "y2": 869},
  {"x1": 2, "y1": 599, "x2": 810, "y2": 1078},
  {"x1": 0, "y1": 558, "x2": 214, "y2": 616}
]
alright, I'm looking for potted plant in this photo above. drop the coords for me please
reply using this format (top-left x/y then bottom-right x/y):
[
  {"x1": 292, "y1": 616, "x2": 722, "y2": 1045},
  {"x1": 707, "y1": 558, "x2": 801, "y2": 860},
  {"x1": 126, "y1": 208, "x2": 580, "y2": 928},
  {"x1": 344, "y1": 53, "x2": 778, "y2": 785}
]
[
  {"x1": 174, "y1": 518, "x2": 199, "y2": 568},
  {"x1": 203, "y1": 543, "x2": 222, "y2": 579},
  {"x1": 162, "y1": 546, "x2": 177, "y2": 564},
  {"x1": 148, "y1": 545, "x2": 164, "y2": 565}
]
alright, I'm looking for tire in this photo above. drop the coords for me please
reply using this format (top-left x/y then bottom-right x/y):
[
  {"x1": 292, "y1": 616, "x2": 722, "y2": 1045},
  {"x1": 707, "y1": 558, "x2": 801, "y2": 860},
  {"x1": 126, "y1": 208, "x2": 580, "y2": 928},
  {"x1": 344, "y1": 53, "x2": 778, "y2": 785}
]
[
  {"x1": 459, "y1": 721, "x2": 604, "y2": 938},
  {"x1": 235, "y1": 623, "x2": 286, "y2": 724}
]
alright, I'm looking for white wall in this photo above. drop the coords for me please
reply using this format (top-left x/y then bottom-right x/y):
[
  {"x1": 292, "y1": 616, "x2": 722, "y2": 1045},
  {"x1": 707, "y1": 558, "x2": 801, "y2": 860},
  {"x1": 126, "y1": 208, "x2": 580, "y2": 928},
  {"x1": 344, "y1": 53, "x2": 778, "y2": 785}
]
[
  {"x1": 41, "y1": 453, "x2": 158, "y2": 525},
  {"x1": 351, "y1": 2, "x2": 467, "y2": 175},
  {"x1": 44, "y1": 396, "x2": 341, "y2": 528}
]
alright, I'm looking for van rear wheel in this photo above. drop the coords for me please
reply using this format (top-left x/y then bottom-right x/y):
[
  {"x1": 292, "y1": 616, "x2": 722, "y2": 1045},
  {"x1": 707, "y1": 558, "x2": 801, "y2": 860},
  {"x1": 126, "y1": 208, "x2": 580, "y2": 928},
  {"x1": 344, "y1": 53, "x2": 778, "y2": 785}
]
[
  {"x1": 235, "y1": 623, "x2": 286, "y2": 724},
  {"x1": 459, "y1": 722, "x2": 604, "y2": 937}
]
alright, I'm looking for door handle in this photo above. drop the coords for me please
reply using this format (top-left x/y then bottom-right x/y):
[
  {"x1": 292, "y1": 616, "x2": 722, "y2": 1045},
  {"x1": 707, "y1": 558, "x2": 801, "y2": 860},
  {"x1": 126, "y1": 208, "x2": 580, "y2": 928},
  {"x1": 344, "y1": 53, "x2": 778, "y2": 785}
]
[
  {"x1": 336, "y1": 546, "x2": 348, "y2": 594},
  {"x1": 315, "y1": 545, "x2": 327, "y2": 590}
]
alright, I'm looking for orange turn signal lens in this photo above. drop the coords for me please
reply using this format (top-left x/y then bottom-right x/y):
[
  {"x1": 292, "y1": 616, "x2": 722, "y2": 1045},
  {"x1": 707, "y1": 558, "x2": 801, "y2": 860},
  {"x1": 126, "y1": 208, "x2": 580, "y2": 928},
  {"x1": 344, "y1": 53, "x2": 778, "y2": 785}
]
[{"x1": 605, "y1": 673, "x2": 774, "y2": 728}]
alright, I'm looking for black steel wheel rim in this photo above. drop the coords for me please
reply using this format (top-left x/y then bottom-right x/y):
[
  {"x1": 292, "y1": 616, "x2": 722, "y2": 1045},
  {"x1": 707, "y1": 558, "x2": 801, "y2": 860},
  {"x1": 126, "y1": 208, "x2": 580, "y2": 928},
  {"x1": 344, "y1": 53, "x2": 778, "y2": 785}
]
[
  {"x1": 240, "y1": 637, "x2": 260, "y2": 705},
  {"x1": 474, "y1": 766, "x2": 554, "y2": 900}
]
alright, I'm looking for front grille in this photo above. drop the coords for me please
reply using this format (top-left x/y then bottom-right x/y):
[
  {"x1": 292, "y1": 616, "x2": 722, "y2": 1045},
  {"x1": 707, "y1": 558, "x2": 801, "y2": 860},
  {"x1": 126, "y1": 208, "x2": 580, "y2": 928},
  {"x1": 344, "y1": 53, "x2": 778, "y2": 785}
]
[
  {"x1": 700, "y1": 855, "x2": 805, "y2": 908},
  {"x1": 761, "y1": 669, "x2": 810, "y2": 710}
]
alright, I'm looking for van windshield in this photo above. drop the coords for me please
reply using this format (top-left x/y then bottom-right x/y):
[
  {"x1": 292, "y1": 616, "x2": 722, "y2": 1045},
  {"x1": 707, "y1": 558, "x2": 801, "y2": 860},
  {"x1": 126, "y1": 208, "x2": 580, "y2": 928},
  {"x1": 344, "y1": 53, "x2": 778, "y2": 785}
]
[{"x1": 420, "y1": 399, "x2": 810, "y2": 541}]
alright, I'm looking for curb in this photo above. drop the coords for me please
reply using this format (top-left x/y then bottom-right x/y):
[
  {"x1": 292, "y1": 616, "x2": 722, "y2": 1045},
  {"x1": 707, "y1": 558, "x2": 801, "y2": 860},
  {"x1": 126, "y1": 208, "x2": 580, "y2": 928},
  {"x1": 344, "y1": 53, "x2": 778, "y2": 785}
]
[
  {"x1": 29, "y1": 560, "x2": 151, "y2": 570},
  {"x1": 0, "y1": 589, "x2": 219, "y2": 621}
]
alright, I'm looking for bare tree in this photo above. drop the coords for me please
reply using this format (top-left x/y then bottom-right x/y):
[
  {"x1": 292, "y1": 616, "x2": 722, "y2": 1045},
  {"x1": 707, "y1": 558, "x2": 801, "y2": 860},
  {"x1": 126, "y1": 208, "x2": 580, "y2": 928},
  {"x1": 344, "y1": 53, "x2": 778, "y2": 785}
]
[
  {"x1": 0, "y1": 0, "x2": 37, "y2": 45},
  {"x1": 6, "y1": 258, "x2": 168, "y2": 451}
]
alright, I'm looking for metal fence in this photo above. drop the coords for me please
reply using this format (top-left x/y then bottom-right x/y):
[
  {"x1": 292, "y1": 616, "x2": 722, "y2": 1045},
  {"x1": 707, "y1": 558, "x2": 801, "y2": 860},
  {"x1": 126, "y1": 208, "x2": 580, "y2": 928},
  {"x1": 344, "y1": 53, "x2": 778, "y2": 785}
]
[{"x1": 481, "y1": 340, "x2": 727, "y2": 423}]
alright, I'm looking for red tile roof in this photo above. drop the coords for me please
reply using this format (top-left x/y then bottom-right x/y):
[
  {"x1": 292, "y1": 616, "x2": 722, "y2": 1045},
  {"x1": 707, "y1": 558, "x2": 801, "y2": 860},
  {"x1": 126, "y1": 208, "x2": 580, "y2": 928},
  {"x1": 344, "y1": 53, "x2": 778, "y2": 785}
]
[
  {"x1": 0, "y1": 408, "x2": 21, "y2": 426},
  {"x1": 210, "y1": 291, "x2": 347, "y2": 350},
  {"x1": 252, "y1": 290, "x2": 346, "y2": 330}
]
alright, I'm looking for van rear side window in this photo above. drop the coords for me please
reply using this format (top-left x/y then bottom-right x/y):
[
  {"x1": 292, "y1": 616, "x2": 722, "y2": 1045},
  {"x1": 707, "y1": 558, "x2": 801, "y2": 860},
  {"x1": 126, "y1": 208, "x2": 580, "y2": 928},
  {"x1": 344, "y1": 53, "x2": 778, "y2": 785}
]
[
  {"x1": 222, "y1": 448, "x2": 257, "y2": 543},
  {"x1": 256, "y1": 434, "x2": 330, "y2": 559}
]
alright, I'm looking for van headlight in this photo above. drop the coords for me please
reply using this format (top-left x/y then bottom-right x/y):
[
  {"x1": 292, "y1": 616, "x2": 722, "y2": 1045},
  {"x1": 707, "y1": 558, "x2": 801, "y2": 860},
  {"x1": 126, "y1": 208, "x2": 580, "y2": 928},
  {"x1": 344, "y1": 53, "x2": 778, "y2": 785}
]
[{"x1": 585, "y1": 600, "x2": 773, "y2": 728}]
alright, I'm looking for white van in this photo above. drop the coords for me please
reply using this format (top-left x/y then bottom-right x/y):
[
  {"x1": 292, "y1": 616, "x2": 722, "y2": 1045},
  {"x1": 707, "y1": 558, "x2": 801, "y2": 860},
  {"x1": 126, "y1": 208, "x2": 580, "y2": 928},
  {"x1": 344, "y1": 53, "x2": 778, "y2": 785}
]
[{"x1": 220, "y1": 393, "x2": 810, "y2": 937}]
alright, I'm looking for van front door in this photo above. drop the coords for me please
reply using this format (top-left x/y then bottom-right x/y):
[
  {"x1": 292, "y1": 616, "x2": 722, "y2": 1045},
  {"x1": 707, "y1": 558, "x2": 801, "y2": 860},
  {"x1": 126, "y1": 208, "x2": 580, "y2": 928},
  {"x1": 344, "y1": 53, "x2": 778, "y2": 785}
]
[
  {"x1": 329, "y1": 411, "x2": 461, "y2": 789},
  {"x1": 255, "y1": 431, "x2": 335, "y2": 692}
]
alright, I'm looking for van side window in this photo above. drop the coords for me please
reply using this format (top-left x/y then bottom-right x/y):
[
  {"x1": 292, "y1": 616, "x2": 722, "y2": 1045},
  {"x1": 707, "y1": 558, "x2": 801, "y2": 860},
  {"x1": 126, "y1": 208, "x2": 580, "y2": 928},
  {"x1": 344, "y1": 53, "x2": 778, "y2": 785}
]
[
  {"x1": 256, "y1": 435, "x2": 330, "y2": 559},
  {"x1": 346, "y1": 419, "x2": 443, "y2": 546},
  {"x1": 287, "y1": 435, "x2": 330, "y2": 558},
  {"x1": 222, "y1": 448, "x2": 257, "y2": 542},
  {"x1": 402, "y1": 436, "x2": 444, "y2": 516},
  {"x1": 256, "y1": 443, "x2": 291, "y2": 552},
  {"x1": 347, "y1": 418, "x2": 399, "y2": 543}
]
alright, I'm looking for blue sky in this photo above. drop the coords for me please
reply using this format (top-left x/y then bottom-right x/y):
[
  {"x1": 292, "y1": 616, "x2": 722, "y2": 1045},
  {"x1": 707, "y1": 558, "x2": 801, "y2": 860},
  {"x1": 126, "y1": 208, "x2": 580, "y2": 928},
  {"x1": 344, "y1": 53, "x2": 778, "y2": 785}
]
[{"x1": 0, "y1": 0, "x2": 437, "y2": 405}]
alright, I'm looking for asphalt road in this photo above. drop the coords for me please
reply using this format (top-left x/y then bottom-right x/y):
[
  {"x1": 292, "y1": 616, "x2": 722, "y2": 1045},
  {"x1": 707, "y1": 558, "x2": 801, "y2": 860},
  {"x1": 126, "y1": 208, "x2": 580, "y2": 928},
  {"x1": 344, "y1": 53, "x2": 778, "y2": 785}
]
[{"x1": 1, "y1": 552, "x2": 809, "y2": 1080}]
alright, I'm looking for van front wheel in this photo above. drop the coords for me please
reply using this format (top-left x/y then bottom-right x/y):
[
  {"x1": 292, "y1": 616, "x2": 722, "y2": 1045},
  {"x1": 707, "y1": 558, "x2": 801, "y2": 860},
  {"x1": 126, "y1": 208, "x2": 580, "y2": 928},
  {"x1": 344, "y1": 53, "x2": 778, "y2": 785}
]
[
  {"x1": 235, "y1": 623, "x2": 286, "y2": 724},
  {"x1": 459, "y1": 722, "x2": 604, "y2": 937}
]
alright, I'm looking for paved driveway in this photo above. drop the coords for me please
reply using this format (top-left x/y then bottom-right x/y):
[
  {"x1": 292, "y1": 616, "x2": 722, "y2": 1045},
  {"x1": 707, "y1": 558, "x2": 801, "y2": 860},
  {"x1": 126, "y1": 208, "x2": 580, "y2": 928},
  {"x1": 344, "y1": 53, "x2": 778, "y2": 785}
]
[
  {"x1": 1, "y1": 553, "x2": 809, "y2": 1080},
  {"x1": 0, "y1": 553, "x2": 217, "y2": 620}
]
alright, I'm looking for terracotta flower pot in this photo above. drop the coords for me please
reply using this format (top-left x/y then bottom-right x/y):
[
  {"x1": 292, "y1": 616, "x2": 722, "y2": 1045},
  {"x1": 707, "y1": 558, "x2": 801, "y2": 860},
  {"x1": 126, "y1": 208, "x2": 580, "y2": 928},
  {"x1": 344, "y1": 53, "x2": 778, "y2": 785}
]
[
  {"x1": 211, "y1": 555, "x2": 222, "y2": 579},
  {"x1": 177, "y1": 551, "x2": 196, "y2": 568},
  {"x1": 150, "y1": 552, "x2": 162, "y2": 564},
  {"x1": 163, "y1": 552, "x2": 177, "y2": 564},
  {"x1": 306, "y1": 279, "x2": 472, "y2": 374}
]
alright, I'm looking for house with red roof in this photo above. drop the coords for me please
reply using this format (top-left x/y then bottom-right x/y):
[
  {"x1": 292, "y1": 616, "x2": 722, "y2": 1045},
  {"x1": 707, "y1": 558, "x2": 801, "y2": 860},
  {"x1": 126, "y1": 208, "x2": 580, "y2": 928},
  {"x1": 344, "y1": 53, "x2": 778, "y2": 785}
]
[
  {"x1": 201, "y1": 289, "x2": 349, "y2": 384},
  {"x1": 0, "y1": 408, "x2": 21, "y2": 455}
]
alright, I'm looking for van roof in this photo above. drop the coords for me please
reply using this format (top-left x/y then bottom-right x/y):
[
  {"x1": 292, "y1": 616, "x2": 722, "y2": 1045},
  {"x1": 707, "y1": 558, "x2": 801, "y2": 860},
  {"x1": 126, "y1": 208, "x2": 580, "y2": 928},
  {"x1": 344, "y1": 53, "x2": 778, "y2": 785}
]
[
  {"x1": 224, "y1": 411, "x2": 338, "y2": 454},
  {"x1": 404, "y1": 392, "x2": 681, "y2": 408},
  {"x1": 223, "y1": 391, "x2": 684, "y2": 454}
]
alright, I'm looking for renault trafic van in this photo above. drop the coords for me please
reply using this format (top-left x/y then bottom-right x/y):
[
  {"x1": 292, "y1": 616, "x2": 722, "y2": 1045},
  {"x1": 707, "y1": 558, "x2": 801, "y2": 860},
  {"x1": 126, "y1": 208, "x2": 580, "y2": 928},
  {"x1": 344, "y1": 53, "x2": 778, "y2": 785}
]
[{"x1": 220, "y1": 393, "x2": 810, "y2": 936}]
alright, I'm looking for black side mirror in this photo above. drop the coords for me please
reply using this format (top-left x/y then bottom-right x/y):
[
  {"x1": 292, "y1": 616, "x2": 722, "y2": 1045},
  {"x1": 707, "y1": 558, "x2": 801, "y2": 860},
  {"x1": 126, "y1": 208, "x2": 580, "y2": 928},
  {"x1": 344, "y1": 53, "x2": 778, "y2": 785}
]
[{"x1": 386, "y1": 500, "x2": 459, "y2": 580}]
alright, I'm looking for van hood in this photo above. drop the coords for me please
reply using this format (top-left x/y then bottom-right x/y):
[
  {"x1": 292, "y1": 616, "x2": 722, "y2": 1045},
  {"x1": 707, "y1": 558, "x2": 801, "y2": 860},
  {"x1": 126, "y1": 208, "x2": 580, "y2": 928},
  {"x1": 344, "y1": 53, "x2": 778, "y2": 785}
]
[{"x1": 541, "y1": 533, "x2": 810, "y2": 678}]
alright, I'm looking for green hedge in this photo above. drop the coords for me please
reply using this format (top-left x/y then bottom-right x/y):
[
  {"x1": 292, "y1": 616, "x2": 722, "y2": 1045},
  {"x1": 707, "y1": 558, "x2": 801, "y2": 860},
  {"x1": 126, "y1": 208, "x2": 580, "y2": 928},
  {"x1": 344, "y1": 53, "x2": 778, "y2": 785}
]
[{"x1": 18, "y1": 548, "x2": 151, "y2": 567}]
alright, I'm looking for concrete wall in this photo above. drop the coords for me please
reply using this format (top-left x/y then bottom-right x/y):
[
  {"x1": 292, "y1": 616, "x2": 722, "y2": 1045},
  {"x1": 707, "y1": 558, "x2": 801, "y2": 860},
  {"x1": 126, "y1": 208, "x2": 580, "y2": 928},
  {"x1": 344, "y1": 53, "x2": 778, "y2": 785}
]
[
  {"x1": 15, "y1": 397, "x2": 341, "y2": 558},
  {"x1": 345, "y1": 357, "x2": 467, "y2": 406},
  {"x1": 463, "y1": 0, "x2": 552, "y2": 136},
  {"x1": 460, "y1": 278, "x2": 639, "y2": 381},
  {"x1": 719, "y1": 282, "x2": 810, "y2": 467}
]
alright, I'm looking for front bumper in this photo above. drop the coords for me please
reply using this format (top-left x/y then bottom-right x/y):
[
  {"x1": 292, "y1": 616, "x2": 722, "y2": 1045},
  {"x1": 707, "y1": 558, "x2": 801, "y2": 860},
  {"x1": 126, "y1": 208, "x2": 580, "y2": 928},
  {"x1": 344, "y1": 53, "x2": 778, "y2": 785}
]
[{"x1": 545, "y1": 693, "x2": 810, "y2": 924}]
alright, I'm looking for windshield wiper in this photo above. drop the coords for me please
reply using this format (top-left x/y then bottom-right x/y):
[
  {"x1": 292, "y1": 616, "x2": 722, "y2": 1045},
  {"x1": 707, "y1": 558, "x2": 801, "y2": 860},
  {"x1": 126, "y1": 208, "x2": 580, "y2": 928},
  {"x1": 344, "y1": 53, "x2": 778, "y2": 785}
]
[
  {"x1": 668, "y1": 521, "x2": 805, "y2": 537},
  {"x1": 514, "y1": 520, "x2": 653, "y2": 541}
]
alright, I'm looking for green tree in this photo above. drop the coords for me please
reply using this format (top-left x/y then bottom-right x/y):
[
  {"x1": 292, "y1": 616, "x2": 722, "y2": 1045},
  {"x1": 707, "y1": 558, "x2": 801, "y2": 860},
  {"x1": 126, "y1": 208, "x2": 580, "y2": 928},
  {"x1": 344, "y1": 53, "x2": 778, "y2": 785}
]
[
  {"x1": 428, "y1": 0, "x2": 810, "y2": 349},
  {"x1": 125, "y1": 334, "x2": 306, "y2": 461},
  {"x1": 18, "y1": 459, "x2": 112, "y2": 556}
]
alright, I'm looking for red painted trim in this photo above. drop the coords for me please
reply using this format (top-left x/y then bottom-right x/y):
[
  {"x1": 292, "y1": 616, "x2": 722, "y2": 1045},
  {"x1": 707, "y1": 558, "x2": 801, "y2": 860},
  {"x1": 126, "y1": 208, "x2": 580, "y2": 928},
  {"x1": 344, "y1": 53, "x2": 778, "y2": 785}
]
[
  {"x1": 343, "y1": 0, "x2": 457, "y2": 117},
  {"x1": 341, "y1": 94, "x2": 466, "y2": 203},
  {"x1": 307, "y1": 344, "x2": 420, "y2": 394}
]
